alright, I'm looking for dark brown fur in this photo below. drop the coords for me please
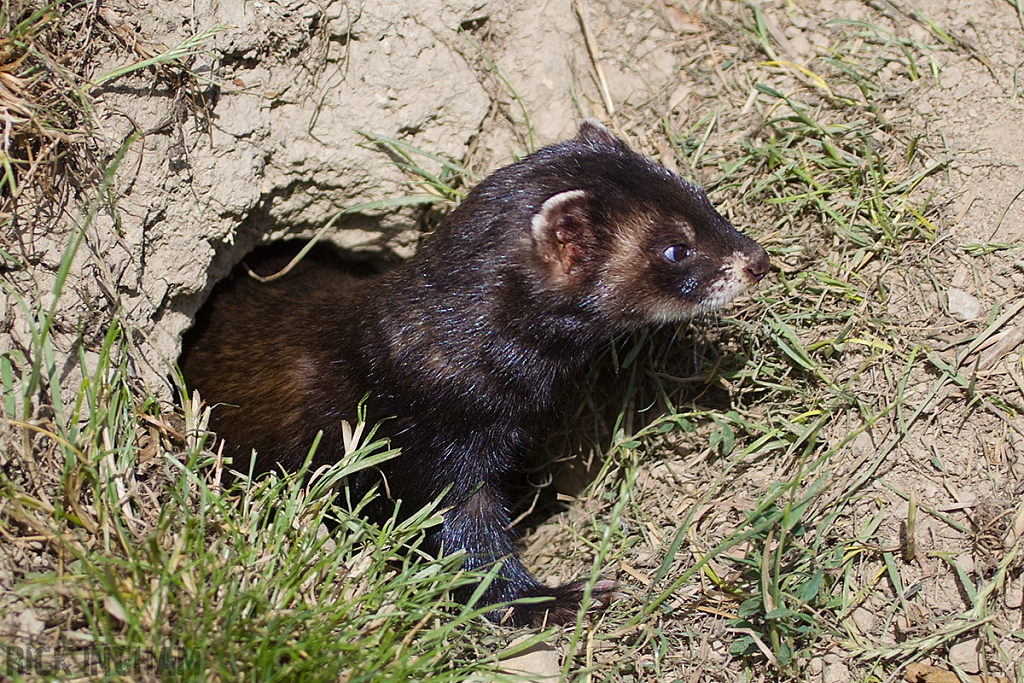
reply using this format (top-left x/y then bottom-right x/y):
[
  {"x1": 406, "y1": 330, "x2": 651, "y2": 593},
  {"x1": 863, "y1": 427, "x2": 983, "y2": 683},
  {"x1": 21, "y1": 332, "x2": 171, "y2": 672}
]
[{"x1": 180, "y1": 121, "x2": 770, "y2": 627}]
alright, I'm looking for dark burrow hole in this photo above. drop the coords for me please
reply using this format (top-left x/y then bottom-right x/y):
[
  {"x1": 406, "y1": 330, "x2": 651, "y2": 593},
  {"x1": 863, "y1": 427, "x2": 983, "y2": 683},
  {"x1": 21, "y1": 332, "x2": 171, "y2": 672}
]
[{"x1": 180, "y1": 239, "x2": 387, "y2": 371}]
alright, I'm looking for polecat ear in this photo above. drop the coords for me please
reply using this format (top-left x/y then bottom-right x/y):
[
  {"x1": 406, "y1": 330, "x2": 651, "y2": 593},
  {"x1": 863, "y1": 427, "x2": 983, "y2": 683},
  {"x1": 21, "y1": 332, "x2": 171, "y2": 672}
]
[
  {"x1": 577, "y1": 119, "x2": 629, "y2": 151},
  {"x1": 531, "y1": 190, "x2": 594, "y2": 281}
]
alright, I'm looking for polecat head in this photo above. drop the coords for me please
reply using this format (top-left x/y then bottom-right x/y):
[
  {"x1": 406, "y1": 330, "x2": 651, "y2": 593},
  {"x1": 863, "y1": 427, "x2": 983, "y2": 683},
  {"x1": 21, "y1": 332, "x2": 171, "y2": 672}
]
[{"x1": 528, "y1": 120, "x2": 770, "y2": 329}]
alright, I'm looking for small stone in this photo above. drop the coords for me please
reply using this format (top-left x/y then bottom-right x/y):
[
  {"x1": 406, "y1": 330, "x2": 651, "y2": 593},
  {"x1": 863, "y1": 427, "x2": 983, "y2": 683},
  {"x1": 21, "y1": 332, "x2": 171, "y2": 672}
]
[
  {"x1": 990, "y1": 273, "x2": 1012, "y2": 291},
  {"x1": 823, "y1": 653, "x2": 850, "y2": 683},
  {"x1": 840, "y1": 0, "x2": 864, "y2": 20},
  {"x1": 908, "y1": 24, "x2": 930, "y2": 42},
  {"x1": 940, "y1": 66, "x2": 963, "y2": 89},
  {"x1": 852, "y1": 607, "x2": 877, "y2": 633},
  {"x1": 849, "y1": 431, "x2": 875, "y2": 457},
  {"x1": 1004, "y1": 577, "x2": 1022, "y2": 608},
  {"x1": 954, "y1": 83, "x2": 979, "y2": 100},
  {"x1": 500, "y1": 637, "x2": 561, "y2": 681},
  {"x1": 18, "y1": 607, "x2": 45, "y2": 637},
  {"x1": 946, "y1": 286, "x2": 978, "y2": 321},
  {"x1": 947, "y1": 288, "x2": 982, "y2": 321},
  {"x1": 949, "y1": 638, "x2": 983, "y2": 673},
  {"x1": 808, "y1": 32, "x2": 830, "y2": 48},
  {"x1": 788, "y1": 31, "x2": 813, "y2": 56}
]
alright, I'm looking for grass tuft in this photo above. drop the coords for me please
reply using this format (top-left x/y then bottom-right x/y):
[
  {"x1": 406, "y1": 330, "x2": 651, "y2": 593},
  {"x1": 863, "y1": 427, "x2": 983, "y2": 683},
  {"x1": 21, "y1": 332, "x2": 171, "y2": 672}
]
[{"x1": 2, "y1": 281, "x2": 524, "y2": 679}]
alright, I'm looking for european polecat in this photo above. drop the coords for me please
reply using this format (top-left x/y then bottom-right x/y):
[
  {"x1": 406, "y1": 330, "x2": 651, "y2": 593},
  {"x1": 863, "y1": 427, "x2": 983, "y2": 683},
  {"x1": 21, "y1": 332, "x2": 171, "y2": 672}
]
[{"x1": 179, "y1": 121, "x2": 769, "y2": 627}]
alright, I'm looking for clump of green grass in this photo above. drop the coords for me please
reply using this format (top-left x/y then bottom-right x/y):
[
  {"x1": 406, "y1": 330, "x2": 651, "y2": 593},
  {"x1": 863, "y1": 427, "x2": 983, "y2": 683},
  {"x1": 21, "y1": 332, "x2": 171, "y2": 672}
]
[{"x1": 1, "y1": 322, "x2": 526, "y2": 678}]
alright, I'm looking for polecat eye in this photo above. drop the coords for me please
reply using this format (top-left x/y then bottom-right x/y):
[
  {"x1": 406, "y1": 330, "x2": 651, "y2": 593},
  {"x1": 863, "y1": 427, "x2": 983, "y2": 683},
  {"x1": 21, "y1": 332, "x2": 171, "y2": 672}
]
[{"x1": 662, "y1": 244, "x2": 692, "y2": 263}]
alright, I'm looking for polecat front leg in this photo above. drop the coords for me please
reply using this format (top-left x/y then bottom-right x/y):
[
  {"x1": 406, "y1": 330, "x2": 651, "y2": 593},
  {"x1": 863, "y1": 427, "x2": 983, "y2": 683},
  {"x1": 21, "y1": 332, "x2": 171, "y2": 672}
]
[{"x1": 433, "y1": 478, "x2": 616, "y2": 626}]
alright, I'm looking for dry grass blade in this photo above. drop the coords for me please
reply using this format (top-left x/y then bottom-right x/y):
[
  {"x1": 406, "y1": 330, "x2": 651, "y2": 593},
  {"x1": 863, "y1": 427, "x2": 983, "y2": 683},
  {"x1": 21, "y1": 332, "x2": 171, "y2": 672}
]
[
  {"x1": 573, "y1": 0, "x2": 615, "y2": 118},
  {"x1": 91, "y1": 24, "x2": 225, "y2": 87},
  {"x1": 0, "y1": 1, "x2": 97, "y2": 221}
]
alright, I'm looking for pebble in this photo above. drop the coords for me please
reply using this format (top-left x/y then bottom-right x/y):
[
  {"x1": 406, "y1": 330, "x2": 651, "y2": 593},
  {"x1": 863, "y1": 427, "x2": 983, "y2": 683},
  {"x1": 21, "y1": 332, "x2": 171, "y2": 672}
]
[
  {"x1": 1004, "y1": 577, "x2": 1022, "y2": 608},
  {"x1": 947, "y1": 288, "x2": 982, "y2": 321},
  {"x1": 788, "y1": 31, "x2": 813, "y2": 56},
  {"x1": 949, "y1": 638, "x2": 983, "y2": 673},
  {"x1": 908, "y1": 24, "x2": 930, "y2": 43},
  {"x1": 808, "y1": 32, "x2": 830, "y2": 48},
  {"x1": 940, "y1": 66, "x2": 963, "y2": 88},
  {"x1": 823, "y1": 653, "x2": 850, "y2": 683},
  {"x1": 852, "y1": 607, "x2": 877, "y2": 633},
  {"x1": 501, "y1": 639, "x2": 560, "y2": 681},
  {"x1": 990, "y1": 273, "x2": 1012, "y2": 291}
]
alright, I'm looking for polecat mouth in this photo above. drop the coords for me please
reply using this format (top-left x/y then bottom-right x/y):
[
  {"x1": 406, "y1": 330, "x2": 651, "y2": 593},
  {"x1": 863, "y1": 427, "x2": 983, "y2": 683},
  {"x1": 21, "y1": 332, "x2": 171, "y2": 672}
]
[{"x1": 696, "y1": 249, "x2": 771, "y2": 312}]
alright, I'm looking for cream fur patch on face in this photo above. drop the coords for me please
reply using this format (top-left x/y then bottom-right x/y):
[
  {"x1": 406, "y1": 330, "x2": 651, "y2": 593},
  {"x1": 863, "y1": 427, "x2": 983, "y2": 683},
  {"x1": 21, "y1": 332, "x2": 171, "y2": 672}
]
[
  {"x1": 645, "y1": 296, "x2": 701, "y2": 325},
  {"x1": 700, "y1": 251, "x2": 761, "y2": 311}
]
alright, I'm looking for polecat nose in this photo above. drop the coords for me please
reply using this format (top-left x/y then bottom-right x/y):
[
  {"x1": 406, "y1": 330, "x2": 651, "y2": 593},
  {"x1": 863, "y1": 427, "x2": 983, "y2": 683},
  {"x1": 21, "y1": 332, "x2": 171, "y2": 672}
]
[{"x1": 745, "y1": 248, "x2": 771, "y2": 282}]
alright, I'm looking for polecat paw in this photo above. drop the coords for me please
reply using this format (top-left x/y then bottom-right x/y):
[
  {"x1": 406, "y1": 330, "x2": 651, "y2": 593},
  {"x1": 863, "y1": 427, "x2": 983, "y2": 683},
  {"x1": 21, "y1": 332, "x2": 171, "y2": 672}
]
[{"x1": 502, "y1": 578, "x2": 620, "y2": 628}]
